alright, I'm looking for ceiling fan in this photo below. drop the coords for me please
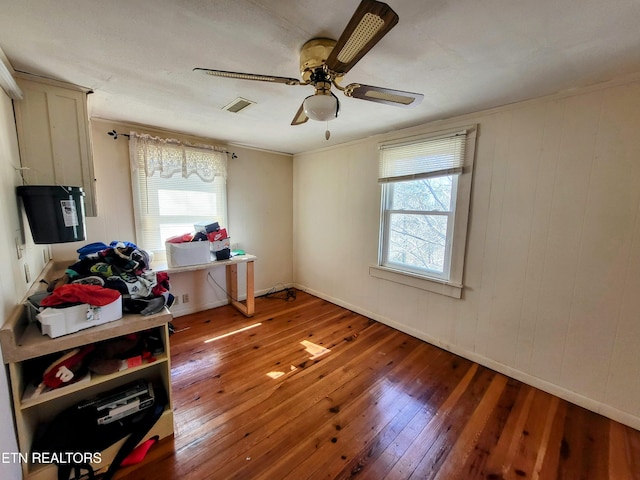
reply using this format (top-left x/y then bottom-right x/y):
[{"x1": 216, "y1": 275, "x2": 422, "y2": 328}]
[{"x1": 194, "y1": 0, "x2": 423, "y2": 131}]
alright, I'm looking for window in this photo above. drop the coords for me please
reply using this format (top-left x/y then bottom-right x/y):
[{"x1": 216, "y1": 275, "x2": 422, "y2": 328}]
[
  {"x1": 372, "y1": 126, "x2": 476, "y2": 298},
  {"x1": 129, "y1": 132, "x2": 228, "y2": 261}
]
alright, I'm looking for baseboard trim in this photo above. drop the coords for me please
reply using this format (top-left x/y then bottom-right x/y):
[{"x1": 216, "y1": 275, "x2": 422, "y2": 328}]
[
  {"x1": 170, "y1": 287, "x2": 282, "y2": 317},
  {"x1": 294, "y1": 283, "x2": 640, "y2": 432}
]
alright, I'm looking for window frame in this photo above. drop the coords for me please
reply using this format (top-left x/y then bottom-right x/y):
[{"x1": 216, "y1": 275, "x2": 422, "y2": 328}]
[
  {"x1": 371, "y1": 126, "x2": 477, "y2": 299},
  {"x1": 129, "y1": 133, "x2": 228, "y2": 262},
  {"x1": 380, "y1": 175, "x2": 459, "y2": 280}
]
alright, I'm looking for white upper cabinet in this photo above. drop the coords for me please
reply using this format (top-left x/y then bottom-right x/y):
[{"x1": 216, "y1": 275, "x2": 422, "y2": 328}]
[{"x1": 13, "y1": 74, "x2": 97, "y2": 216}]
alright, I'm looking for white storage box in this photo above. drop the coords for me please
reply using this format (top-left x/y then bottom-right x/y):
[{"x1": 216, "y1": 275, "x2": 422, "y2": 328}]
[
  {"x1": 166, "y1": 241, "x2": 211, "y2": 267},
  {"x1": 37, "y1": 296, "x2": 123, "y2": 338}
]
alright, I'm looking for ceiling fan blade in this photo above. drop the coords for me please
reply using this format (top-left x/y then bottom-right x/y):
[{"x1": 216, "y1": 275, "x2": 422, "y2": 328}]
[
  {"x1": 194, "y1": 68, "x2": 301, "y2": 86},
  {"x1": 291, "y1": 102, "x2": 309, "y2": 125},
  {"x1": 325, "y1": 0, "x2": 399, "y2": 75},
  {"x1": 344, "y1": 83, "x2": 424, "y2": 108}
]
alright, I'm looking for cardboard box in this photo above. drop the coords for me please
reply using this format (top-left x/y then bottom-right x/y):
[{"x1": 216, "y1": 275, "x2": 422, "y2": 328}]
[
  {"x1": 194, "y1": 221, "x2": 219, "y2": 233},
  {"x1": 166, "y1": 241, "x2": 211, "y2": 267},
  {"x1": 207, "y1": 228, "x2": 228, "y2": 242},
  {"x1": 37, "y1": 296, "x2": 123, "y2": 338},
  {"x1": 210, "y1": 237, "x2": 231, "y2": 252}
]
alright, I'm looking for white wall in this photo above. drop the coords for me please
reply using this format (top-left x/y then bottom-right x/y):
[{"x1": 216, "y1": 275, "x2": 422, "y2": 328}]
[
  {"x1": 0, "y1": 111, "x2": 292, "y2": 476},
  {"x1": 51, "y1": 119, "x2": 294, "y2": 316},
  {"x1": 293, "y1": 76, "x2": 640, "y2": 430},
  {"x1": 0, "y1": 88, "x2": 50, "y2": 479}
]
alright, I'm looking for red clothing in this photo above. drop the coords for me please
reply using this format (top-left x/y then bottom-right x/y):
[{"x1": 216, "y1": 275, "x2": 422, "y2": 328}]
[{"x1": 41, "y1": 284, "x2": 121, "y2": 307}]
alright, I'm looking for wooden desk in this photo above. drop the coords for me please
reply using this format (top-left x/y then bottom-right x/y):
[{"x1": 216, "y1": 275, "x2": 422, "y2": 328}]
[{"x1": 155, "y1": 254, "x2": 256, "y2": 317}]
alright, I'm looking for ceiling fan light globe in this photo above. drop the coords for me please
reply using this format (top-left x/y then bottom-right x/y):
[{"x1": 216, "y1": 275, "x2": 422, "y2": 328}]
[{"x1": 303, "y1": 94, "x2": 339, "y2": 122}]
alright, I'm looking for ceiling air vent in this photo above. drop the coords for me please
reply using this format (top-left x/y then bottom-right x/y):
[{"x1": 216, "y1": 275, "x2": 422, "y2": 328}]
[{"x1": 222, "y1": 97, "x2": 255, "y2": 113}]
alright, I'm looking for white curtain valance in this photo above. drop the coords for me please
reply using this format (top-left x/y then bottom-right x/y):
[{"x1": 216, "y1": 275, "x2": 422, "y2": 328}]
[{"x1": 129, "y1": 132, "x2": 228, "y2": 182}]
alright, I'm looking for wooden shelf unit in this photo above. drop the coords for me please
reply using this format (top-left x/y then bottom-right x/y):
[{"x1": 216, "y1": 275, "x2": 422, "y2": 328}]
[{"x1": 1, "y1": 281, "x2": 175, "y2": 480}]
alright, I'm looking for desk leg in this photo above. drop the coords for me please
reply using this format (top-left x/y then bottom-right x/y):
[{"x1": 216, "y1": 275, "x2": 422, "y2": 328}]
[
  {"x1": 225, "y1": 260, "x2": 255, "y2": 317},
  {"x1": 226, "y1": 263, "x2": 238, "y2": 307},
  {"x1": 245, "y1": 260, "x2": 255, "y2": 316}
]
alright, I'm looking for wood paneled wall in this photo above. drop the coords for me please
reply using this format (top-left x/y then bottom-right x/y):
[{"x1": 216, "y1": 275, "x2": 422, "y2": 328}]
[{"x1": 293, "y1": 77, "x2": 640, "y2": 430}]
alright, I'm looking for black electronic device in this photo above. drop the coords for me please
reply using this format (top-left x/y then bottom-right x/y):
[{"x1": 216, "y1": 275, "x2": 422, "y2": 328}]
[{"x1": 78, "y1": 380, "x2": 155, "y2": 425}]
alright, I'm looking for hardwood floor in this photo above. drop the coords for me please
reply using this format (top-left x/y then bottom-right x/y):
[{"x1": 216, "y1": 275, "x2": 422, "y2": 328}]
[{"x1": 113, "y1": 291, "x2": 640, "y2": 480}]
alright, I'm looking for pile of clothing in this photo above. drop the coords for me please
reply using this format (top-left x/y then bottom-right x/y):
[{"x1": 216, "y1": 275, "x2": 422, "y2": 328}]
[{"x1": 49, "y1": 241, "x2": 174, "y2": 316}]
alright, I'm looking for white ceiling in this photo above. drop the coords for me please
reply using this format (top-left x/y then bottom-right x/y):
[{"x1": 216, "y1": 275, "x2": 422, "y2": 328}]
[{"x1": 1, "y1": 0, "x2": 640, "y2": 154}]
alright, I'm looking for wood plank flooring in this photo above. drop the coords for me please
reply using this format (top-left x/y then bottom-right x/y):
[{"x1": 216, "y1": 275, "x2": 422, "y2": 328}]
[{"x1": 113, "y1": 291, "x2": 640, "y2": 480}]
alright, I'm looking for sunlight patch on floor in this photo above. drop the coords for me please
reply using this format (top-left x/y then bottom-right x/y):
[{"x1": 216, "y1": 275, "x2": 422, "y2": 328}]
[
  {"x1": 265, "y1": 340, "x2": 331, "y2": 380},
  {"x1": 266, "y1": 365, "x2": 297, "y2": 379},
  {"x1": 300, "y1": 340, "x2": 331, "y2": 360},
  {"x1": 204, "y1": 322, "x2": 262, "y2": 343}
]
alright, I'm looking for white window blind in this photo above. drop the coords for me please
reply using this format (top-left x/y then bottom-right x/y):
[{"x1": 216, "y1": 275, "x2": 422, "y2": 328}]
[
  {"x1": 129, "y1": 132, "x2": 228, "y2": 258},
  {"x1": 379, "y1": 131, "x2": 467, "y2": 183}
]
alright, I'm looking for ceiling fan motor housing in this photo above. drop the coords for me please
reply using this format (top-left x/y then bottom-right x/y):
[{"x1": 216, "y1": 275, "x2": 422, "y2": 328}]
[{"x1": 299, "y1": 38, "x2": 338, "y2": 83}]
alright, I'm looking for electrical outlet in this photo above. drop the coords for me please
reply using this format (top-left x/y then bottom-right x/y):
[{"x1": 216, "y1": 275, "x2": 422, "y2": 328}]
[{"x1": 182, "y1": 293, "x2": 190, "y2": 304}]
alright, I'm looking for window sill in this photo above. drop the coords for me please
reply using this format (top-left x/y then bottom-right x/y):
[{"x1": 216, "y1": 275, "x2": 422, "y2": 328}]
[{"x1": 369, "y1": 265, "x2": 462, "y2": 299}]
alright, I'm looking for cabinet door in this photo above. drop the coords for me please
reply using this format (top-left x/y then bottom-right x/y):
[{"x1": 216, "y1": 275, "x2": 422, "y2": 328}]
[{"x1": 14, "y1": 77, "x2": 97, "y2": 216}]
